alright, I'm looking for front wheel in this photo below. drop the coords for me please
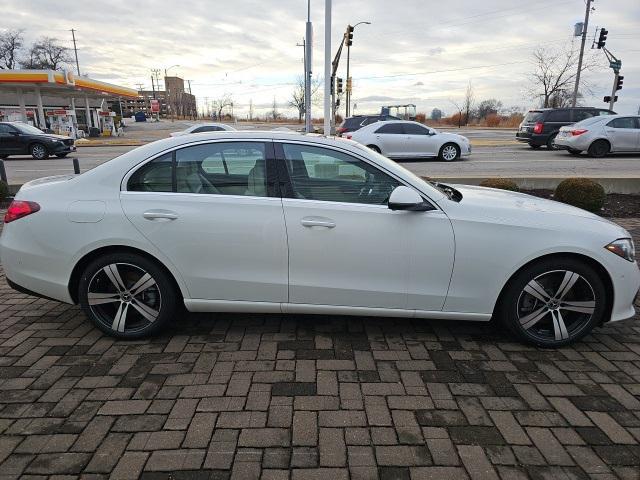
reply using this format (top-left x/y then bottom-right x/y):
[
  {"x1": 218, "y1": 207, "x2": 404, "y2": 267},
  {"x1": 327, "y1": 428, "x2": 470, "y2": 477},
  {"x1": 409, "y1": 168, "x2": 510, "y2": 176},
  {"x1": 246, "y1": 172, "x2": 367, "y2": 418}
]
[
  {"x1": 30, "y1": 143, "x2": 49, "y2": 160},
  {"x1": 78, "y1": 252, "x2": 178, "y2": 338},
  {"x1": 439, "y1": 143, "x2": 460, "y2": 162},
  {"x1": 498, "y1": 257, "x2": 606, "y2": 348}
]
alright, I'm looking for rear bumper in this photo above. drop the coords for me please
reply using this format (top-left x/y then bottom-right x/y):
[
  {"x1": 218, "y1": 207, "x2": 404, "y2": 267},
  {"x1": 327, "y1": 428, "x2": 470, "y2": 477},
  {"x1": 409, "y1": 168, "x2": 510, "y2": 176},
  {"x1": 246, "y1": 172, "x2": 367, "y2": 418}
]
[{"x1": 516, "y1": 132, "x2": 548, "y2": 146}]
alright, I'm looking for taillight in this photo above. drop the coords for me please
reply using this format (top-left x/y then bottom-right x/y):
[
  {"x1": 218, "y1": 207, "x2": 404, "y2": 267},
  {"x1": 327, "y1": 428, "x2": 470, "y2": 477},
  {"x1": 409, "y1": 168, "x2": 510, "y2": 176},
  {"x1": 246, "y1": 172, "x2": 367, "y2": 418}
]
[
  {"x1": 533, "y1": 122, "x2": 543, "y2": 134},
  {"x1": 570, "y1": 129, "x2": 588, "y2": 136},
  {"x1": 346, "y1": 134, "x2": 352, "y2": 140},
  {"x1": 4, "y1": 201, "x2": 40, "y2": 223}
]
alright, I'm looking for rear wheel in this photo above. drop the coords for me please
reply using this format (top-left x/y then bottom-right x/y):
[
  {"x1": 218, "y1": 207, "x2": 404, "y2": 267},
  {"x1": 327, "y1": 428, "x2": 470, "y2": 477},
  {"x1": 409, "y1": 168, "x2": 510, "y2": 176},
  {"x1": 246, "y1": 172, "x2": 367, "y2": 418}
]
[
  {"x1": 588, "y1": 140, "x2": 610, "y2": 158},
  {"x1": 78, "y1": 252, "x2": 177, "y2": 338},
  {"x1": 30, "y1": 143, "x2": 49, "y2": 160},
  {"x1": 547, "y1": 133, "x2": 559, "y2": 150},
  {"x1": 529, "y1": 144, "x2": 541, "y2": 150},
  {"x1": 367, "y1": 145, "x2": 381, "y2": 153},
  {"x1": 439, "y1": 143, "x2": 460, "y2": 162},
  {"x1": 568, "y1": 149, "x2": 582, "y2": 155},
  {"x1": 498, "y1": 257, "x2": 606, "y2": 348}
]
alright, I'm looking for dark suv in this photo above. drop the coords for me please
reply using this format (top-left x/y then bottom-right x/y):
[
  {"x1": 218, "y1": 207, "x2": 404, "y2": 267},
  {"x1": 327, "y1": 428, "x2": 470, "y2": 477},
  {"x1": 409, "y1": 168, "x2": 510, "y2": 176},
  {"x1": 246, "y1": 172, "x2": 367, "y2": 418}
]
[
  {"x1": 516, "y1": 107, "x2": 615, "y2": 149},
  {"x1": 0, "y1": 121, "x2": 76, "y2": 159},
  {"x1": 337, "y1": 114, "x2": 400, "y2": 136}
]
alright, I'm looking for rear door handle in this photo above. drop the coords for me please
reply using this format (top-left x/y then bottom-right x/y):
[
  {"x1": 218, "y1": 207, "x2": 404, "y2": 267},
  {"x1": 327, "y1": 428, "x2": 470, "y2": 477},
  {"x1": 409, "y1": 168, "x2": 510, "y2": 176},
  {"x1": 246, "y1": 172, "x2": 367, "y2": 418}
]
[
  {"x1": 143, "y1": 210, "x2": 178, "y2": 220},
  {"x1": 301, "y1": 217, "x2": 336, "y2": 228}
]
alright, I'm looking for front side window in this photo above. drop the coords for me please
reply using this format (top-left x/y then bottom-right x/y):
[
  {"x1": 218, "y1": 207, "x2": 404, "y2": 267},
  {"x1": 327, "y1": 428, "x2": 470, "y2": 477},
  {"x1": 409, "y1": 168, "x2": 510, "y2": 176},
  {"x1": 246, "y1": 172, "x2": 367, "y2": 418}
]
[
  {"x1": 0, "y1": 124, "x2": 16, "y2": 134},
  {"x1": 127, "y1": 142, "x2": 268, "y2": 197},
  {"x1": 403, "y1": 123, "x2": 430, "y2": 135},
  {"x1": 607, "y1": 117, "x2": 637, "y2": 129},
  {"x1": 282, "y1": 144, "x2": 400, "y2": 205},
  {"x1": 545, "y1": 110, "x2": 570, "y2": 122},
  {"x1": 374, "y1": 123, "x2": 404, "y2": 134}
]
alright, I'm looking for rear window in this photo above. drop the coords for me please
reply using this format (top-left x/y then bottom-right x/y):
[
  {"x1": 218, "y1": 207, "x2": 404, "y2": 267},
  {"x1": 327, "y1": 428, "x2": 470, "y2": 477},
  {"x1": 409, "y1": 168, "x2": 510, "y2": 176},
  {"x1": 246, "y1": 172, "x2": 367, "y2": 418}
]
[
  {"x1": 545, "y1": 110, "x2": 571, "y2": 122},
  {"x1": 342, "y1": 117, "x2": 364, "y2": 128},
  {"x1": 524, "y1": 111, "x2": 544, "y2": 123},
  {"x1": 573, "y1": 116, "x2": 606, "y2": 127}
]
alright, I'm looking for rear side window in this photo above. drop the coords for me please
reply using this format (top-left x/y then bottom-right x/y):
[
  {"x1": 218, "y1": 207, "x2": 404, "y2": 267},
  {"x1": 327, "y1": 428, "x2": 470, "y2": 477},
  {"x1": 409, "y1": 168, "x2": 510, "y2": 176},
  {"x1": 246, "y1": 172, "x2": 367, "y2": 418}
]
[
  {"x1": 375, "y1": 123, "x2": 404, "y2": 134},
  {"x1": 343, "y1": 118, "x2": 363, "y2": 128},
  {"x1": 128, "y1": 153, "x2": 173, "y2": 192},
  {"x1": 607, "y1": 117, "x2": 638, "y2": 129},
  {"x1": 524, "y1": 111, "x2": 544, "y2": 123},
  {"x1": 545, "y1": 110, "x2": 571, "y2": 122},
  {"x1": 573, "y1": 116, "x2": 606, "y2": 128}
]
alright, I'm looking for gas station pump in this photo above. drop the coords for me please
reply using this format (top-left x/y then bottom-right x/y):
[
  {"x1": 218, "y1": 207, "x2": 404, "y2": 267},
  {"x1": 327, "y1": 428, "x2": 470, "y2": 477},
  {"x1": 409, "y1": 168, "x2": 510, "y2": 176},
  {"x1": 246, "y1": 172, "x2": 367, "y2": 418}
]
[
  {"x1": 46, "y1": 109, "x2": 77, "y2": 137},
  {"x1": 98, "y1": 111, "x2": 116, "y2": 136}
]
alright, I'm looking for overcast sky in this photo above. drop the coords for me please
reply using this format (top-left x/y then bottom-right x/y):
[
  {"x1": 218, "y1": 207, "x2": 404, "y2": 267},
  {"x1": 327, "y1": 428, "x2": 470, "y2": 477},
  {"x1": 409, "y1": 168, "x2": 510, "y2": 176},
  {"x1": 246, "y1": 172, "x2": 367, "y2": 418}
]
[{"x1": 5, "y1": 0, "x2": 640, "y2": 116}]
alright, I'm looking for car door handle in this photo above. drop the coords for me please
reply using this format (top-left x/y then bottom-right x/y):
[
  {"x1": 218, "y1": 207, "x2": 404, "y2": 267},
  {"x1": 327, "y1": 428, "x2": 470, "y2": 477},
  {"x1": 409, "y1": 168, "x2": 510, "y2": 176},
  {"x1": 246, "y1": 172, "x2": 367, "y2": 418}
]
[
  {"x1": 301, "y1": 217, "x2": 336, "y2": 228},
  {"x1": 143, "y1": 210, "x2": 178, "y2": 220}
]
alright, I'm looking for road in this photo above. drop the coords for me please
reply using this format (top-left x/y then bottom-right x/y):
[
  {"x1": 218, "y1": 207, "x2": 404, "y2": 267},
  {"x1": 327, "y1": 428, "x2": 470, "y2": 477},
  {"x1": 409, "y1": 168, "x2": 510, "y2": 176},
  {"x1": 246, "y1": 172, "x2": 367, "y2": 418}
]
[{"x1": 2, "y1": 127, "x2": 639, "y2": 185}]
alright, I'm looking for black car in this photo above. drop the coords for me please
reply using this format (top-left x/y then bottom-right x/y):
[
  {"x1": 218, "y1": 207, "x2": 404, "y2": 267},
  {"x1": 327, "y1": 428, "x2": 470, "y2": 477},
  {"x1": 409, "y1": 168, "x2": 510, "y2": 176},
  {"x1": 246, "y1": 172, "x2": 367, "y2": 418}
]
[
  {"x1": 0, "y1": 122, "x2": 76, "y2": 160},
  {"x1": 516, "y1": 107, "x2": 615, "y2": 149},
  {"x1": 336, "y1": 114, "x2": 400, "y2": 136}
]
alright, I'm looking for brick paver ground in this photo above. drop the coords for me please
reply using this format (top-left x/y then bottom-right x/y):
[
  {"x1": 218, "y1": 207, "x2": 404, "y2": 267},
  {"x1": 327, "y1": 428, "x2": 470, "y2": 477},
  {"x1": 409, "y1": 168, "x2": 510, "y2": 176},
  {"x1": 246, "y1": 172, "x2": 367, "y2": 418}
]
[{"x1": 0, "y1": 219, "x2": 638, "y2": 479}]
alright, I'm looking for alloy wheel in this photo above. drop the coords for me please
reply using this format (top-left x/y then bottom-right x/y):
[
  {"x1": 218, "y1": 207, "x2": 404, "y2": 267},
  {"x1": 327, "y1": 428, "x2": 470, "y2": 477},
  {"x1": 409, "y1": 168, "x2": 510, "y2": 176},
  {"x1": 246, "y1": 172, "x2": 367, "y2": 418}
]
[
  {"x1": 441, "y1": 144, "x2": 458, "y2": 161},
  {"x1": 87, "y1": 263, "x2": 161, "y2": 334},
  {"x1": 516, "y1": 269, "x2": 595, "y2": 343},
  {"x1": 31, "y1": 144, "x2": 47, "y2": 159}
]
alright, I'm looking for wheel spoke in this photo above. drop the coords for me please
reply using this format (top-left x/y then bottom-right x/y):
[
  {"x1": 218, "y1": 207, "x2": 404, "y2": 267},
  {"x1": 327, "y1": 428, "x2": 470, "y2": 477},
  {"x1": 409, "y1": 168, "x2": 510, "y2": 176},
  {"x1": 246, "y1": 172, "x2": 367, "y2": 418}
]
[
  {"x1": 554, "y1": 271, "x2": 579, "y2": 301},
  {"x1": 88, "y1": 292, "x2": 121, "y2": 306},
  {"x1": 550, "y1": 309, "x2": 569, "y2": 341},
  {"x1": 560, "y1": 300, "x2": 595, "y2": 314},
  {"x1": 131, "y1": 299, "x2": 159, "y2": 323},
  {"x1": 111, "y1": 301, "x2": 129, "y2": 333},
  {"x1": 524, "y1": 280, "x2": 551, "y2": 303},
  {"x1": 103, "y1": 264, "x2": 127, "y2": 292},
  {"x1": 130, "y1": 273, "x2": 156, "y2": 297},
  {"x1": 520, "y1": 306, "x2": 549, "y2": 330}
]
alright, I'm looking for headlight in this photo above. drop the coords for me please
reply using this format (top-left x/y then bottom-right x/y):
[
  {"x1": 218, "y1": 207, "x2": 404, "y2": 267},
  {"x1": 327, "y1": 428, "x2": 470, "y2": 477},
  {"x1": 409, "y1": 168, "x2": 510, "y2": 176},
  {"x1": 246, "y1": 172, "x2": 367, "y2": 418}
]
[{"x1": 605, "y1": 238, "x2": 635, "y2": 262}]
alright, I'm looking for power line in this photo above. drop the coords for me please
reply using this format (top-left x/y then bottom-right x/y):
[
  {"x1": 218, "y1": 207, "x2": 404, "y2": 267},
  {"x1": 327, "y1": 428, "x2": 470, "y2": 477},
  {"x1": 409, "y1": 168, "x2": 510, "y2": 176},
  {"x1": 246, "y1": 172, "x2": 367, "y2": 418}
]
[{"x1": 354, "y1": 60, "x2": 529, "y2": 81}]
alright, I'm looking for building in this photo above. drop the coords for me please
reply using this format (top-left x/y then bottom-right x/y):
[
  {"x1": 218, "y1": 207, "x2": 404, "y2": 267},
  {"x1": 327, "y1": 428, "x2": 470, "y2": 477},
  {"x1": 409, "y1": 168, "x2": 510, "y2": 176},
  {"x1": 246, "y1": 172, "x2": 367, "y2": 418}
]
[
  {"x1": 121, "y1": 90, "x2": 168, "y2": 117},
  {"x1": 164, "y1": 76, "x2": 197, "y2": 119},
  {"x1": 0, "y1": 69, "x2": 138, "y2": 136}
]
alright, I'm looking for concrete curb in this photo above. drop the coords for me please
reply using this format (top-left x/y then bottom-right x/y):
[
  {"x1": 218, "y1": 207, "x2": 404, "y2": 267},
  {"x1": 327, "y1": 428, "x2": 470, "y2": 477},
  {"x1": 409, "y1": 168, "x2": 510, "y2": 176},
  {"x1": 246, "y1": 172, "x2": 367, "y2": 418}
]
[{"x1": 76, "y1": 141, "x2": 145, "y2": 147}]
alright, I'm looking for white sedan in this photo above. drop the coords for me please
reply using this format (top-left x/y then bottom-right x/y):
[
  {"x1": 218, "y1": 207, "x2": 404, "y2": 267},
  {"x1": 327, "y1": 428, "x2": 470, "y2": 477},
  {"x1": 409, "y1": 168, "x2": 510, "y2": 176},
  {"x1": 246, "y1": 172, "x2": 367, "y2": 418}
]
[
  {"x1": 1, "y1": 132, "x2": 638, "y2": 347},
  {"x1": 554, "y1": 114, "x2": 640, "y2": 157},
  {"x1": 348, "y1": 120, "x2": 471, "y2": 161},
  {"x1": 169, "y1": 123, "x2": 236, "y2": 136}
]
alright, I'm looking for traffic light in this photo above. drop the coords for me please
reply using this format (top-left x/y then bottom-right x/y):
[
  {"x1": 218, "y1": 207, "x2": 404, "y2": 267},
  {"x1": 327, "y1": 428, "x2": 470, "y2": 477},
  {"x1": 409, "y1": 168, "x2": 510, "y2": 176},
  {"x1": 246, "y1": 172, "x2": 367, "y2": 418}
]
[
  {"x1": 603, "y1": 96, "x2": 618, "y2": 103},
  {"x1": 337, "y1": 77, "x2": 344, "y2": 94},
  {"x1": 345, "y1": 25, "x2": 354, "y2": 46},
  {"x1": 616, "y1": 75, "x2": 624, "y2": 91},
  {"x1": 346, "y1": 77, "x2": 352, "y2": 94},
  {"x1": 597, "y1": 28, "x2": 608, "y2": 49}
]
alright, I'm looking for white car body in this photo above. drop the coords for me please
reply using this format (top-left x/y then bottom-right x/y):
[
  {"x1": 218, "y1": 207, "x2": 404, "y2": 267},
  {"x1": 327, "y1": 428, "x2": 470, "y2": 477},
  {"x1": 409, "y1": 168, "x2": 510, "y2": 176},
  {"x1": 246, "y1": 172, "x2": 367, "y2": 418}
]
[
  {"x1": 348, "y1": 120, "x2": 471, "y2": 160},
  {"x1": 0, "y1": 132, "x2": 638, "y2": 340},
  {"x1": 555, "y1": 114, "x2": 640, "y2": 154},
  {"x1": 170, "y1": 123, "x2": 236, "y2": 137}
]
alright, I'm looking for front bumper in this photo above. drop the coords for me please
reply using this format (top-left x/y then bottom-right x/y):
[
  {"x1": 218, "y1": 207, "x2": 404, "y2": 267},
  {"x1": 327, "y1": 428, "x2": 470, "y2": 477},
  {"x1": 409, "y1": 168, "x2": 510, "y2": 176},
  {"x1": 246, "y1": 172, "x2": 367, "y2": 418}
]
[
  {"x1": 48, "y1": 141, "x2": 76, "y2": 154},
  {"x1": 609, "y1": 259, "x2": 640, "y2": 323}
]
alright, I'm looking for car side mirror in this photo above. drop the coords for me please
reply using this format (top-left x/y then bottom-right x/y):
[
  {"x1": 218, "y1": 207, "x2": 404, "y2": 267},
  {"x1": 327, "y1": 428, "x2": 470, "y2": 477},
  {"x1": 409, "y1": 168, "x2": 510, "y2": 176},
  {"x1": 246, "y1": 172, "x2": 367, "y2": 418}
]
[{"x1": 388, "y1": 186, "x2": 433, "y2": 211}]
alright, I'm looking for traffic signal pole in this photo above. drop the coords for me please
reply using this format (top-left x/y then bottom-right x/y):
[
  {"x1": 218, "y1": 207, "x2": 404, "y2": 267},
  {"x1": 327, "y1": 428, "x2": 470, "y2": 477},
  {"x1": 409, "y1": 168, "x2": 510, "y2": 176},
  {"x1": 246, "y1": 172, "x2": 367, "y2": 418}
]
[
  {"x1": 572, "y1": 0, "x2": 593, "y2": 107},
  {"x1": 608, "y1": 71, "x2": 619, "y2": 111}
]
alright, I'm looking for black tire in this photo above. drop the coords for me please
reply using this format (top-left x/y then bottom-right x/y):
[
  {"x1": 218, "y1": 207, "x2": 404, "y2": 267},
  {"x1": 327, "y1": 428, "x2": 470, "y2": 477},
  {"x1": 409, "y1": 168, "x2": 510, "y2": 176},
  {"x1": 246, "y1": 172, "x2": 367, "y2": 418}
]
[
  {"x1": 529, "y1": 144, "x2": 541, "y2": 150},
  {"x1": 546, "y1": 133, "x2": 559, "y2": 150},
  {"x1": 568, "y1": 149, "x2": 582, "y2": 155},
  {"x1": 497, "y1": 257, "x2": 607, "y2": 348},
  {"x1": 78, "y1": 252, "x2": 178, "y2": 339},
  {"x1": 55, "y1": 153, "x2": 69, "y2": 158},
  {"x1": 0, "y1": 154, "x2": 8, "y2": 159},
  {"x1": 367, "y1": 144, "x2": 381, "y2": 153},
  {"x1": 588, "y1": 140, "x2": 610, "y2": 158},
  {"x1": 439, "y1": 142, "x2": 460, "y2": 162},
  {"x1": 30, "y1": 143, "x2": 49, "y2": 160}
]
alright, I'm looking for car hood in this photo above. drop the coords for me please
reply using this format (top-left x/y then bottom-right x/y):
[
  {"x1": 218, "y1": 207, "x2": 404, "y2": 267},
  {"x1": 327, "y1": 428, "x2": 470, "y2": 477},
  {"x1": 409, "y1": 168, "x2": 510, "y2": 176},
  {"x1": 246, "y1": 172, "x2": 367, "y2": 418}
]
[
  {"x1": 35, "y1": 133, "x2": 72, "y2": 141},
  {"x1": 443, "y1": 184, "x2": 613, "y2": 222}
]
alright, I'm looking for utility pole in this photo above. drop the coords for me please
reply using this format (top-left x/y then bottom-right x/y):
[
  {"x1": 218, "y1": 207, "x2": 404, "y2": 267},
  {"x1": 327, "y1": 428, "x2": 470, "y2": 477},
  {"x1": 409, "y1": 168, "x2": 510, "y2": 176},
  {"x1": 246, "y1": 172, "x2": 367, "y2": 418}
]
[
  {"x1": 297, "y1": 39, "x2": 307, "y2": 125},
  {"x1": 324, "y1": 0, "x2": 332, "y2": 135},
  {"x1": 70, "y1": 29, "x2": 81, "y2": 75},
  {"x1": 345, "y1": 21, "x2": 370, "y2": 118},
  {"x1": 305, "y1": 0, "x2": 313, "y2": 133},
  {"x1": 572, "y1": 0, "x2": 594, "y2": 107}
]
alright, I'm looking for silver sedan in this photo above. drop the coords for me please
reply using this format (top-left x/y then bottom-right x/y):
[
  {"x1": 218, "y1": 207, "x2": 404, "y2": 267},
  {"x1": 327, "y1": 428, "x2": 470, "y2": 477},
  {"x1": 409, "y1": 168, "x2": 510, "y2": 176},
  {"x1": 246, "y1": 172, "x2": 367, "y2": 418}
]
[{"x1": 554, "y1": 114, "x2": 640, "y2": 157}]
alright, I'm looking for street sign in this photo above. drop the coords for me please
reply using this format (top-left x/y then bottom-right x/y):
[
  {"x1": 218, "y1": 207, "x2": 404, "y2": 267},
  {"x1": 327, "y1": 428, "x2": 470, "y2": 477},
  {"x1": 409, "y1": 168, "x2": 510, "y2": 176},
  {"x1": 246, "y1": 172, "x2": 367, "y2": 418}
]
[
  {"x1": 150, "y1": 99, "x2": 160, "y2": 113},
  {"x1": 609, "y1": 60, "x2": 621, "y2": 70}
]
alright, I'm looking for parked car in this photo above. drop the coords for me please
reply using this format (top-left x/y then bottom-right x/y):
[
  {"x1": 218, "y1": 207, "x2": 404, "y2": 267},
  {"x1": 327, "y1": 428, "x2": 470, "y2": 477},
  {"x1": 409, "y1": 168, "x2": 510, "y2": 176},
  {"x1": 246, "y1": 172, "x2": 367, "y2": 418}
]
[
  {"x1": 336, "y1": 114, "x2": 400, "y2": 136},
  {"x1": 516, "y1": 107, "x2": 616, "y2": 149},
  {"x1": 0, "y1": 121, "x2": 76, "y2": 160},
  {"x1": 170, "y1": 123, "x2": 236, "y2": 137},
  {"x1": 2, "y1": 131, "x2": 637, "y2": 347},
  {"x1": 554, "y1": 114, "x2": 640, "y2": 157},
  {"x1": 348, "y1": 120, "x2": 471, "y2": 161}
]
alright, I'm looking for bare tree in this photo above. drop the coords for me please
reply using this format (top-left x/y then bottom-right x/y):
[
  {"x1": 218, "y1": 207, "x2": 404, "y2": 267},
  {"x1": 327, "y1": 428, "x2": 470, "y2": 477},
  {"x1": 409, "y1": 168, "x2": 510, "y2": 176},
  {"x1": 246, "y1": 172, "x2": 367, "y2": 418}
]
[
  {"x1": 430, "y1": 108, "x2": 443, "y2": 121},
  {"x1": 248, "y1": 99, "x2": 254, "y2": 121},
  {"x1": 212, "y1": 93, "x2": 233, "y2": 120},
  {"x1": 21, "y1": 37, "x2": 71, "y2": 70},
  {"x1": 462, "y1": 82, "x2": 475, "y2": 126},
  {"x1": 288, "y1": 76, "x2": 322, "y2": 122},
  {"x1": 0, "y1": 29, "x2": 24, "y2": 69},
  {"x1": 528, "y1": 46, "x2": 597, "y2": 108},
  {"x1": 475, "y1": 99, "x2": 503, "y2": 119}
]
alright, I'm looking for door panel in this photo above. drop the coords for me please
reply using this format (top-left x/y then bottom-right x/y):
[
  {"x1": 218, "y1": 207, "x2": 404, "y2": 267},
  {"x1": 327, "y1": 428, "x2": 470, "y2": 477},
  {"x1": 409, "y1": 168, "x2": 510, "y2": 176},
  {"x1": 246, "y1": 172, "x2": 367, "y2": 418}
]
[{"x1": 605, "y1": 117, "x2": 640, "y2": 151}]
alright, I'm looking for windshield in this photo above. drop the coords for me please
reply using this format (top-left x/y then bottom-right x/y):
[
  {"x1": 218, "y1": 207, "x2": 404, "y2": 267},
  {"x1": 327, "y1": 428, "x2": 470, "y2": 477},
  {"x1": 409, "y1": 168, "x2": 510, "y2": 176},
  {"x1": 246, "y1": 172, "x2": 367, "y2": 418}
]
[{"x1": 13, "y1": 123, "x2": 45, "y2": 135}]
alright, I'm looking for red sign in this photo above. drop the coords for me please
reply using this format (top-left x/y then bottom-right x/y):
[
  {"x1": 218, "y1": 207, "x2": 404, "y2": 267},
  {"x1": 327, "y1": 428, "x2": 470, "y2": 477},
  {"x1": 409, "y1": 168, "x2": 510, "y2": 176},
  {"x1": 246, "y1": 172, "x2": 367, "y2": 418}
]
[
  {"x1": 46, "y1": 109, "x2": 69, "y2": 116},
  {"x1": 150, "y1": 99, "x2": 160, "y2": 113}
]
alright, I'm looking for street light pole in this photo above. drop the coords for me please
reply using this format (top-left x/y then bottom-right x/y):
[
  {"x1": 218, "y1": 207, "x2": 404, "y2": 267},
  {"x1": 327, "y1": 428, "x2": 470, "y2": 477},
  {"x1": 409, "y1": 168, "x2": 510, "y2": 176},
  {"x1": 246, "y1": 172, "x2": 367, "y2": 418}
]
[
  {"x1": 572, "y1": 0, "x2": 593, "y2": 107},
  {"x1": 345, "y1": 21, "x2": 370, "y2": 118},
  {"x1": 305, "y1": 0, "x2": 313, "y2": 133}
]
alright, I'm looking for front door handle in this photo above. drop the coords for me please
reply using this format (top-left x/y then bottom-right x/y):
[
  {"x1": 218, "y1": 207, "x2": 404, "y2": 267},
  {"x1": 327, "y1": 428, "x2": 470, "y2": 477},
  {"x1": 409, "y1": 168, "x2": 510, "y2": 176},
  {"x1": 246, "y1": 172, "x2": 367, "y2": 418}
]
[
  {"x1": 143, "y1": 210, "x2": 178, "y2": 220},
  {"x1": 301, "y1": 217, "x2": 336, "y2": 228}
]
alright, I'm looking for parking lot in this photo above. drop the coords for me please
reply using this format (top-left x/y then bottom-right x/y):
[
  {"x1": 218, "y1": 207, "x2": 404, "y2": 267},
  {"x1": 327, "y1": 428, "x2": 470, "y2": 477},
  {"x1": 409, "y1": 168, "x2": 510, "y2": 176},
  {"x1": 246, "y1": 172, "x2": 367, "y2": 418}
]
[{"x1": 0, "y1": 218, "x2": 639, "y2": 479}]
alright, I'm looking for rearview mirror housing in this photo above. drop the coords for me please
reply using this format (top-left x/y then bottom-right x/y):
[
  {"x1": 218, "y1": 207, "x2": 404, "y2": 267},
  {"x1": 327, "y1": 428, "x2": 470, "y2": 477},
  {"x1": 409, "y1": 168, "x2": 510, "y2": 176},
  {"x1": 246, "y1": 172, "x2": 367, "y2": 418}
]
[{"x1": 388, "y1": 186, "x2": 433, "y2": 211}]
